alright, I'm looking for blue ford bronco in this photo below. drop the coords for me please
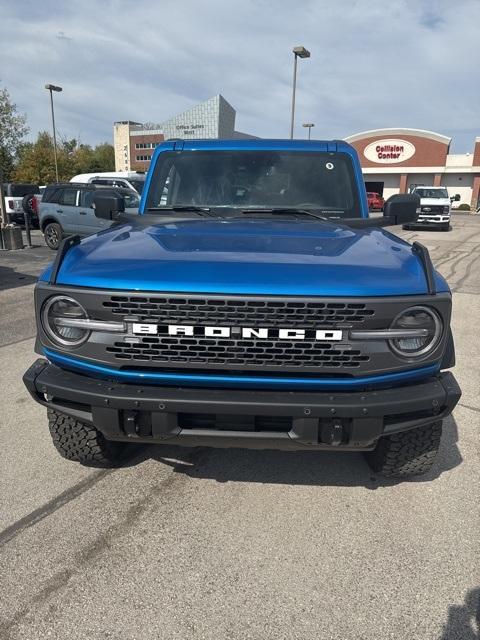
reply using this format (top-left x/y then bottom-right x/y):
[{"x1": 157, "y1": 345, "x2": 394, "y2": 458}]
[{"x1": 23, "y1": 139, "x2": 461, "y2": 477}]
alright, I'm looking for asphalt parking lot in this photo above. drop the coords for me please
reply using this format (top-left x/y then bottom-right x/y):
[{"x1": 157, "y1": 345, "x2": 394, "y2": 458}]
[{"x1": 0, "y1": 217, "x2": 479, "y2": 640}]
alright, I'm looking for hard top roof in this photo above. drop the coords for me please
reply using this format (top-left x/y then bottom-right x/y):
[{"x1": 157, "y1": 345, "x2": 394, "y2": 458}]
[{"x1": 158, "y1": 138, "x2": 353, "y2": 153}]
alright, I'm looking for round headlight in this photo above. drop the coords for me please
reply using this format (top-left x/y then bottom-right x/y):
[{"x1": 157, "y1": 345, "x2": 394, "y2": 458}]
[
  {"x1": 42, "y1": 296, "x2": 90, "y2": 346},
  {"x1": 389, "y1": 306, "x2": 442, "y2": 358}
]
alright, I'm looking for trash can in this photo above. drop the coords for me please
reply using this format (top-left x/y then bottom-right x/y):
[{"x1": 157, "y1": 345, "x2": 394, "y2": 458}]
[{"x1": 1, "y1": 226, "x2": 24, "y2": 250}]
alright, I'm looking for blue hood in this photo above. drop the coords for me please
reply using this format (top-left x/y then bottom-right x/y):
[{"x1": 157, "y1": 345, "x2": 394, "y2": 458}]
[{"x1": 46, "y1": 219, "x2": 448, "y2": 296}]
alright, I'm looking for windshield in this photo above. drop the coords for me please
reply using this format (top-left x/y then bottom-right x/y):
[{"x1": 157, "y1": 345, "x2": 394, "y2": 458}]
[
  {"x1": 129, "y1": 180, "x2": 145, "y2": 195},
  {"x1": 146, "y1": 151, "x2": 361, "y2": 218},
  {"x1": 414, "y1": 188, "x2": 449, "y2": 199}
]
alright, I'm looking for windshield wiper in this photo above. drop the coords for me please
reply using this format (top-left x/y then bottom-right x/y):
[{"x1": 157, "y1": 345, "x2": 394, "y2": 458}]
[{"x1": 239, "y1": 208, "x2": 329, "y2": 221}]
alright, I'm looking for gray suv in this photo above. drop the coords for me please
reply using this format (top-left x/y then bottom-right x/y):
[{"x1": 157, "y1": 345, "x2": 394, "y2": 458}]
[{"x1": 39, "y1": 183, "x2": 139, "y2": 249}]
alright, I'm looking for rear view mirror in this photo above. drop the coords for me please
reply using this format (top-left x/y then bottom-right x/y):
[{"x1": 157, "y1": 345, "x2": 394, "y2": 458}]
[
  {"x1": 454, "y1": 194, "x2": 461, "y2": 201},
  {"x1": 383, "y1": 194, "x2": 420, "y2": 225},
  {"x1": 94, "y1": 196, "x2": 125, "y2": 220}
]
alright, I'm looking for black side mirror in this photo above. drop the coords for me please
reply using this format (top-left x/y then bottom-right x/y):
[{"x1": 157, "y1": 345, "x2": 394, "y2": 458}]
[
  {"x1": 383, "y1": 193, "x2": 420, "y2": 225},
  {"x1": 454, "y1": 194, "x2": 461, "y2": 201},
  {"x1": 94, "y1": 196, "x2": 125, "y2": 220}
]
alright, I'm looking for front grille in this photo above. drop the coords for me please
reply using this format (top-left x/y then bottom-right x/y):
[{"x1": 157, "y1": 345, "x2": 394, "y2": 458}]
[
  {"x1": 36, "y1": 284, "x2": 453, "y2": 378},
  {"x1": 101, "y1": 294, "x2": 374, "y2": 373},
  {"x1": 106, "y1": 336, "x2": 370, "y2": 369},
  {"x1": 103, "y1": 296, "x2": 375, "y2": 327},
  {"x1": 421, "y1": 205, "x2": 445, "y2": 213}
]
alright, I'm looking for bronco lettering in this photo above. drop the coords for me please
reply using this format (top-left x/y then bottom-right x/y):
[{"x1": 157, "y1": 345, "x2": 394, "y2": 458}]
[{"x1": 132, "y1": 323, "x2": 344, "y2": 341}]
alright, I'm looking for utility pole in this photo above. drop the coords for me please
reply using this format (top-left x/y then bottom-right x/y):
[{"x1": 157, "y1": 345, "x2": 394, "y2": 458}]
[
  {"x1": 45, "y1": 84, "x2": 63, "y2": 182},
  {"x1": 290, "y1": 46, "x2": 311, "y2": 139}
]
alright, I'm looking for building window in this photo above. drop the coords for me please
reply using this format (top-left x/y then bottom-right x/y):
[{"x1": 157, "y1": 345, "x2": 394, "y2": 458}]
[
  {"x1": 135, "y1": 142, "x2": 158, "y2": 149},
  {"x1": 135, "y1": 155, "x2": 152, "y2": 161}
]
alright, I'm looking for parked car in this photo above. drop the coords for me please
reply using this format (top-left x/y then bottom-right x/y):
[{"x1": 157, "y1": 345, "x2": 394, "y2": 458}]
[
  {"x1": 39, "y1": 183, "x2": 139, "y2": 250},
  {"x1": 24, "y1": 139, "x2": 461, "y2": 479},
  {"x1": 367, "y1": 191, "x2": 384, "y2": 211},
  {"x1": 69, "y1": 171, "x2": 146, "y2": 195},
  {"x1": 2, "y1": 183, "x2": 41, "y2": 227}
]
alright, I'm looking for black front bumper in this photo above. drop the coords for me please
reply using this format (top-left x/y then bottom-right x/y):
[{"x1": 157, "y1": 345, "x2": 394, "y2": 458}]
[
  {"x1": 23, "y1": 359, "x2": 461, "y2": 451},
  {"x1": 404, "y1": 221, "x2": 449, "y2": 230}
]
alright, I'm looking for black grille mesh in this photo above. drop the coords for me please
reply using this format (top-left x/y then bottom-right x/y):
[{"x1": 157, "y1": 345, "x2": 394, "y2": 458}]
[
  {"x1": 106, "y1": 336, "x2": 370, "y2": 369},
  {"x1": 421, "y1": 205, "x2": 444, "y2": 213},
  {"x1": 103, "y1": 296, "x2": 375, "y2": 327}
]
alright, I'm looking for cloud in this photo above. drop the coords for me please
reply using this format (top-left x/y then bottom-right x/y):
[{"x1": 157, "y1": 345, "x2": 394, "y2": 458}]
[{"x1": 0, "y1": 0, "x2": 478, "y2": 151}]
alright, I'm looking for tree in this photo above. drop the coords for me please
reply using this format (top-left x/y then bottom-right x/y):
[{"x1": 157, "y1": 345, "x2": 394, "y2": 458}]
[
  {"x1": 72, "y1": 144, "x2": 95, "y2": 174},
  {"x1": 91, "y1": 143, "x2": 114, "y2": 172},
  {"x1": 13, "y1": 131, "x2": 75, "y2": 184},
  {"x1": 71, "y1": 142, "x2": 114, "y2": 174},
  {"x1": 13, "y1": 133, "x2": 116, "y2": 183},
  {"x1": 0, "y1": 86, "x2": 29, "y2": 181}
]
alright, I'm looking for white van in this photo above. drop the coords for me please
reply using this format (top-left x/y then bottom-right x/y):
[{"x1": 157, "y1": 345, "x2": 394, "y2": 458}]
[{"x1": 70, "y1": 171, "x2": 146, "y2": 195}]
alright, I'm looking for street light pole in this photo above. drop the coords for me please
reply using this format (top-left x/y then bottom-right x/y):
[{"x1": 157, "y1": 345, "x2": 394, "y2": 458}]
[
  {"x1": 289, "y1": 46, "x2": 310, "y2": 139},
  {"x1": 302, "y1": 123, "x2": 315, "y2": 140},
  {"x1": 45, "y1": 84, "x2": 63, "y2": 182}
]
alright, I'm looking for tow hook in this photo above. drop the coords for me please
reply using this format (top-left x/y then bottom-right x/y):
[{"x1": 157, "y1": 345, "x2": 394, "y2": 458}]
[
  {"x1": 123, "y1": 410, "x2": 139, "y2": 436},
  {"x1": 321, "y1": 420, "x2": 344, "y2": 446}
]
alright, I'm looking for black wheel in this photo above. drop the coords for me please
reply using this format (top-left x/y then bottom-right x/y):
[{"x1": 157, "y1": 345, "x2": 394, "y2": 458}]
[
  {"x1": 441, "y1": 224, "x2": 451, "y2": 232},
  {"x1": 43, "y1": 222, "x2": 62, "y2": 250},
  {"x1": 48, "y1": 409, "x2": 124, "y2": 466},
  {"x1": 364, "y1": 421, "x2": 442, "y2": 478}
]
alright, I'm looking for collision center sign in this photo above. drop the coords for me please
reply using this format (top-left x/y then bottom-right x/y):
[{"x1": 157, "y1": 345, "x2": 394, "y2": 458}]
[{"x1": 364, "y1": 139, "x2": 415, "y2": 164}]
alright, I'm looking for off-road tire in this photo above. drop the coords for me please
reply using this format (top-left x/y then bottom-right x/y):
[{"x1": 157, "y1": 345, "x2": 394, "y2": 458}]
[
  {"x1": 44, "y1": 222, "x2": 62, "y2": 250},
  {"x1": 364, "y1": 421, "x2": 442, "y2": 478},
  {"x1": 48, "y1": 408, "x2": 123, "y2": 466}
]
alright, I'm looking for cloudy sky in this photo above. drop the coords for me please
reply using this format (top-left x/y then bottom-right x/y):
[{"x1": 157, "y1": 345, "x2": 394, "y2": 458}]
[{"x1": 1, "y1": 0, "x2": 478, "y2": 151}]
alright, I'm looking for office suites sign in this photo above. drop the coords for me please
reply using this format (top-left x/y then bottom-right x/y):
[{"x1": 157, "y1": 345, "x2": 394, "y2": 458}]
[
  {"x1": 176, "y1": 124, "x2": 205, "y2": 135},
  {"x1": 364, "y1": 139, "x2": 415, "y2": 164}
]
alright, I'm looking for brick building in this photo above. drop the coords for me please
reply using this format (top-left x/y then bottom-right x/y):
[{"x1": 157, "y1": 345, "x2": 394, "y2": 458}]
[
  {"x1": 114, "y1": 95, "x2": 255, "y2": 172},
  {"x1": 345, "y1": 128, "x2": 480, "y2": 209}
]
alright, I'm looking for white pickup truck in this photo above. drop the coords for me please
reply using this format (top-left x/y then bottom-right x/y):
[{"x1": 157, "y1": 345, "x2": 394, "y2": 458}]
[{"x1": 405, "y1": 186, "x2": 459, "y2": 231}]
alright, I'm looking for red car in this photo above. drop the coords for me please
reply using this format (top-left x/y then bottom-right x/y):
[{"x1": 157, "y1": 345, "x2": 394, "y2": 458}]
[{"x1": 367, "y1": 192, "x2": 384, "y2": 211}]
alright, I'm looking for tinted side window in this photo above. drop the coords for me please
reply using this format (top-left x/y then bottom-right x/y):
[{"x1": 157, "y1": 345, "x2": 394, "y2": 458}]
[
  {"x1": 59, "y1": 189, "x2": 78, "y2": 206},
  {"x1": 44, "y1": 187, "x2": 63, "y2": 203}
]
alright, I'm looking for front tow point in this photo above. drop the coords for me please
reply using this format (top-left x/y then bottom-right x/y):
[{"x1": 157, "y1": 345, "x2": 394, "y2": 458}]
[{"x1": 321, "y1": 421, "x2": 344, "y2": 446}]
